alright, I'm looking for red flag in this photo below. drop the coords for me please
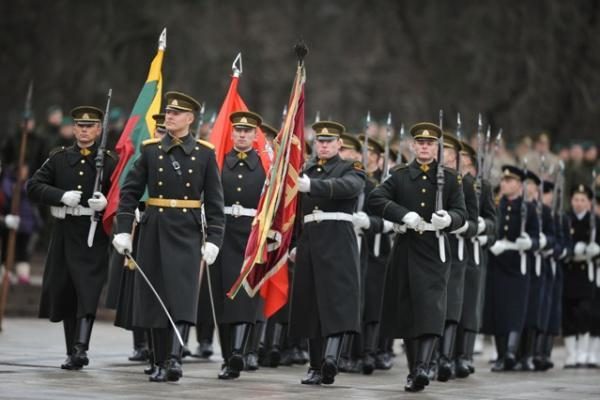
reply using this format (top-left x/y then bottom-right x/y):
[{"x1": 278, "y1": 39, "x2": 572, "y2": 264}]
[
  {"x1": 228, "y1": 63, "x2": 305, "y2": 318},
  {"x1": 209, "y1": 73, "x2": 271, "y2": 172}
]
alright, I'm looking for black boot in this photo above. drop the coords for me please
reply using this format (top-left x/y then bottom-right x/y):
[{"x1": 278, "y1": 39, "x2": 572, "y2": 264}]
[
  {"x1": 228, "y1": 323, "x2": 250, "y2": 373},
  {"x1": 361, "y1": 323, "x2": 378, "y2": 375},
  {"x1": 504, "y1": 331, "x2": 520, "y2": 371},
  {"x1": 338, "y1": 333, "x2": 353, "y2": 372},
  {"x1": 321, "y1": 334, "x2": 343, "y2": 385},
  {"x1": 407, "y1": 335, "x2": 436, "y2": 392},
  {"x1": 455, "y1": 329, "x2": 475, "y2": 378},
  {"x1": 465, "y1": 330, "x2": 477, "y2": 373},
  {"x1": 217, "y1": 324, "x2": 240, "y2": 380},
  {"x1": 301, "y1": 337, "x2": 323, "y2": 385},
  {"x1": 60, "y1": 317, "x2": 78, "y2": 370},
  {"x1": 375, "y1": 337, "x2": 393, "y2": 370},
  {"x1": 427, "y1": 339, "x2": 439, "y2": 381},
  {"x1": 438, "y1": 322, "x2": 457, "y2": 382},
  {"x1": 543, "y1": 335, "x2": 555, "y2": 370},
  {"x1": 165, "y1": 323, "x2": 187, "y2": 382},
  {"x1": 518, "y1": 329, "x2": 536, "y2": 371},
  {"x1": 491, "y1": 335, "x2": 507, "y2": 372},
  {"x1": 144, "y1": 329, "x2": 156, "y2": 375},
  {"x1": 129, "y1": 328, "x2": 150, "y2": 362},
  {"x1": 192, "y1": 321, "x2": 214, "y2": 358},
  {"x1": 68, "y1": 316, "x2": 94, "y2": 369},
  {"x1": 266, "y1": 322, "x2": 284, "y2": 367},
  {"x1": 403, "y1": 338, "x2": 419, "y2": 391},
  {"x1": 245, "y1": 322, "x2": 264, "y2": 371},
  {"x1": 149, "y1": 328, "x2": 169, "y2": 382}
]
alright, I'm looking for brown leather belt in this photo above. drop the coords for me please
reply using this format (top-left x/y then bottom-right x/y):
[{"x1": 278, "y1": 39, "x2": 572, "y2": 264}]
[{"x1": 146, "y1": 198, "x2": 202, "y2": 209}]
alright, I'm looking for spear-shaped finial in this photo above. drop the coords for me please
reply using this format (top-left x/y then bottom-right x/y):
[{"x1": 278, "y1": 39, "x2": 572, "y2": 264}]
[
  {"x1": 294, "y1": 39, "x2": 309, "y2": 65},
  {"x1": 158, "y1": 28, "x2": 167, "y2": 51},
  {"x1": 232, "y1": 52, "x2": 243, "y2": 78}
]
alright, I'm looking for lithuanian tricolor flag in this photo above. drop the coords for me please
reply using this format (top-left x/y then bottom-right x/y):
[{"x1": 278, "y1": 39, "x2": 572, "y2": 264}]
[{"x1": 102, "y1": 29, "x2": 166, "y2": 234}]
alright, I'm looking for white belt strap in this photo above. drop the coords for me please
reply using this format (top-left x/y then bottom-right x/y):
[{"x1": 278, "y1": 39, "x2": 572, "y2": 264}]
[
  {"x1": 224, "y1": 205, "x2": 257, "y2": 217},
  {"x1": 304, "y1": 212, "x2": 353, "y2": 224},
  {"x1": 50, "y1": 205, "x2": 94, "y2": 219}
]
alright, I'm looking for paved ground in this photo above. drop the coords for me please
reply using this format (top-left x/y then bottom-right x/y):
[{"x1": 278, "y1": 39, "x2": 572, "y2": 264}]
[{"x1": 0, "y1": 318, "x2": 598, "y2": 400}]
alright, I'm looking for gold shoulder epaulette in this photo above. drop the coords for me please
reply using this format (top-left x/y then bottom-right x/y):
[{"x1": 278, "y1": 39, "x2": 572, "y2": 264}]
[
  {"x1": 196, "y1": 139, "x2": 215, "y2": 150},
  {"x1": 391, "y1": 164, "x2": 408, "y2": 172},
  {"x1": 142, "y1": 138, "x2": 161, "y2": 146}
]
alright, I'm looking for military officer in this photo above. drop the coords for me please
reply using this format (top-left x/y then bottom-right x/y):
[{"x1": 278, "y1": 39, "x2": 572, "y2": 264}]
[
  {"x1": 368, "y1": 122, "x2": 467, "y2": 392},
  {"x1": 518, "y1": 171, "x2": 556, "y2": 371},
  {"x1": 482, "y1": 165, "x2": 540, "y2": 372},
  {"x1": 454, "y1": 140, "x2": 497, "y2": 378},
  {"x1": 27, "y1": 106, "x2": 118, "y2": 370},
  {"x1": 112, "y1": 91, "x2": 225, "y2": 382},
  {"x1": 210, "y1": 111, "x2": 267, "y2": 380},
  {"x1": 288, "y1": 121, "x2": 366, "y2": 385},
  {"x1": 562, "y1": 184, "x2": 600, "y2": 367},
  {"x1": 435, "y1": 133, "x2": 479, "y2": 382}
]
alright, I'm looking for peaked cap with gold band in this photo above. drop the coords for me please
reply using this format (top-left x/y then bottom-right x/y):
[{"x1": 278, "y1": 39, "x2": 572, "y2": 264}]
[
  {"x1": 230, "y1": 111, "x2": 263, "y2": 129},
  {"x1": 165, "y1": 91, "x2": 201, "y2": 113},
  {"x1": 442, "y1": 132, "x2": 462, "y2": 151},
  {"x1": 500, "y1": 165, "x2": 526, "y2": 181},
  {"x1": 312, "y1": 120, "x2": 345, "y2": 141},
  {"x1": 570, "y1": 183, "x2": 593, "y2": 199},
  {"x1": 71, "y1": 106, "x2": 103, "y2": 124},
  {"x1": 357, "y1": 134, "x2": 384, "y2": 154},
  {"x1": 410, "y1": 122, "x2": 442, "y2": 140},
  {"x1": 261, "y1": 122, "x2": 278, "y2": 139},
  {"x1": 340, "y1": 133, "x2": 362, "y2": 152},
  {"x1": 152, "y1": 113, "x2": 166, "y2": 130}
]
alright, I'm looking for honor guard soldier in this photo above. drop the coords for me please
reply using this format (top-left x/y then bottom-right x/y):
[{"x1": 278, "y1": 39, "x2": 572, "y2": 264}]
[
  {"x1": 27, "y1": 106, "x2": 118, "y2": 370},
  {"x1": 368, "y1": 122, "x2": 467, "y2": 392},
  {"x1": 288, "y1": 121, "x2": 366, "y2": 385},
  {"x1": 211, "y1": 111, "x2": 267, "y2": 380},
  {"x1": 482, "y1": 165, "x2": 540, "y2": 372},
  {"x1": 436, "y1": 133, "x2": 479, "y2": 382},
  {"x1": 562, "y1": 184, "x2": 600, "y2": 367},
  {"x1": 454, "y1": 141, "x2": 497, "y2": 378},
  {"x1": 112, "y1": 91, "x2": 225, "y2": 382}
]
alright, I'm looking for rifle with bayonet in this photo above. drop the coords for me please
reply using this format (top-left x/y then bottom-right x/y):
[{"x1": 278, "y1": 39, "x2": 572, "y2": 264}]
[
  {"x1": 588, "y1": 169, "x2": 597, "y2": 283},
  {"x1": 472, "y1": 113, "x2": 485, "y2": 266},
  {"x1": 454, "y1": 112, "x2": 466, "y2": 261},
  {"x1": 0, "y1": 81, "x2": 34, "y2": 330},
  {"x1": 519, "y1": 158, "x2": 529, "y2": 275},
  {"x1": 373, "y1": 113, "x2": 392, "y2": 256},
  {"x1": 436, "y1": 109, "x2": 446, "y2": 262},
  {"x1": 534, "y1": 156, "x2": 546, "y2": 276},
  {"x1": 194, "y1": 102, "x2": 206, "y2": 138},
  {"x1": 356, "y1": 112, "x2": 371, "y2": 253},
  {"x1": 86, "y1": 89, "x2": 113, "y2": 247}
]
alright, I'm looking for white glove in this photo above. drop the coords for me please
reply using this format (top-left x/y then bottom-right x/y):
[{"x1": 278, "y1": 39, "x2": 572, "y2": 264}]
[
  {"x1": 112, "y1": 233, "x2": 132, "y2": 255},
  {"x1": 402, "y1": 212, "x2": 422, "y2": 230},
  {"x1": 298, "y1": 174, "x2": 311, "y2": 193},
  {"x1": 431, "y1": 210, "x2": 452, "y2": 230},
  {"x1": 477, "y1": 235, "x2": 488, "y2": 246},
  {"x1": 574, "y1": 241, "x2": 587, "y2": 257},
  {"x1": 516, "y1": 233, "x2": 533, "y2": 251},
  {"x1": 539, "y1": 233, "x2": 548, "y2": 250},
  {"x1": 382, "y1": 220, "x2": 394, "y2": 233},
  {"x1": 289, "y1": 247, "x2": 297, "y2": 262},
  {"x1": 61, "y1": 190, "x2": 82, "y2": 207},
  {"x1": 393, "y1": 223, "x2": 407, "y2": 234},
  {"x1": 4, "y1": 214, "x2": 20, "y2": 230},
  {"x1": 477, "y1": 217, "x2": 486, "y2": 234},
  {"x1": 352, "y1": 211, "x2": 370, "y2": 230},
  {"x1": 586, "y1": 242, "x2": 600, "y2": 258},
  {"x1": 87, "y1": 191, "x2": 107, "y2": 212},
  {"x1": 559, "y1": 248, "x2": 568, "y2": 260},
  {"x1": 451, "y1": 221, "x2": 469, "y2": 235},
  {"x1": 202, "y1": 242, "x2": 220, "y2": 265},
  {"x1": 490, "y1": 240, "x2": 507, "y2": 256}
]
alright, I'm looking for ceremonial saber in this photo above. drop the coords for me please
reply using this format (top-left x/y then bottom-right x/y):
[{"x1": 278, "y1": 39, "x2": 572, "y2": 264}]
[
  {"x1": 200, "y1": 205, "x2": 221, "y2": 348},
  {"x1": 124, "y1": 251, "x2": 184, "y2": 347}
]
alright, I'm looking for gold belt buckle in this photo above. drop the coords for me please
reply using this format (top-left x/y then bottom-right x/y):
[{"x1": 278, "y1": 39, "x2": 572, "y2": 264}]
[{"x1": 169, "y1": 199, "x2": 177, "y2": 208}]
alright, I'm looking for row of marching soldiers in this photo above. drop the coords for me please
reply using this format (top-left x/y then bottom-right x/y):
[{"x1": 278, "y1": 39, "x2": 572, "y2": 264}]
[{"x1": 23, "y1": 92, "x2": 599, "y2": 392}]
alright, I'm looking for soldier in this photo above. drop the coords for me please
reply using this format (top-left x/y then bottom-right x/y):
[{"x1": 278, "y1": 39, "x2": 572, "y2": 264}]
[
  {"x1": 210, "y1": 111, "x2": 267, "y2": 380},
  {"x1": 454, "y1": 141, "x2": 497, "y2": 378},
  {"x1": 562, "y1": 184, "x2": 600, "y2": 367},
  {"x1": 368, "y1": 122, "x2": 467, "y2": 392},
  {"x1": 435, "y1": 133, "x2": 479, "y2": 382},
  {"x1": 112, "y1": 91, "x2": 225, "y2": 382},
  {"x1": 288, "y1": 120, "x2": 366, "y2": 385},
  {"x1": 518, "y1": 171, "x2": 556, "y2": 371},
  {"x1": 482, "y1": 165, "x2": 540, "y2": 372},
  {"x1": 27, "y1": 106, "x2": 118, "y2": 369}
]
